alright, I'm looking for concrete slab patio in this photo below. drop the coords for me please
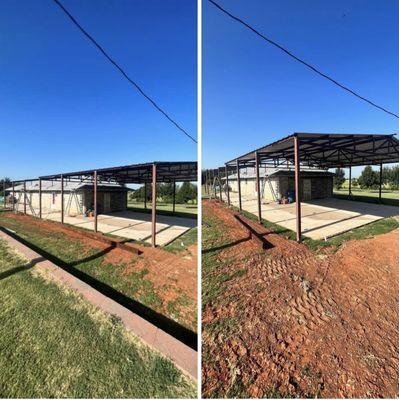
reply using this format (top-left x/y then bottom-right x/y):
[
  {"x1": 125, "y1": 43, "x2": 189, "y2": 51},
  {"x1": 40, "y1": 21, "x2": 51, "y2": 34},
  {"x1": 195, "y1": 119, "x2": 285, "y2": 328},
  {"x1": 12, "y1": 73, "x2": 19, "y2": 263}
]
[
  {"x1": 225, "y1": 192, "x2": 399, "y2": 240},
  {"x1": 24, "y1": 209, "x2": 196, "y2": 246}
]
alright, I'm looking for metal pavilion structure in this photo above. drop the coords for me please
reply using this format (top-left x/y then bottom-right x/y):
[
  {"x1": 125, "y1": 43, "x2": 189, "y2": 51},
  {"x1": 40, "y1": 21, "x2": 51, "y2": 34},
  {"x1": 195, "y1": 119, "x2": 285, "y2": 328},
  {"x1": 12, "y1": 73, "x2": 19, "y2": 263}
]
[
  {"x1": 9, "y1": 161, "x2": 197, "y2": 247},
  {"x1": 203, "y1": 132, "x2": 399, "y2": 242}
]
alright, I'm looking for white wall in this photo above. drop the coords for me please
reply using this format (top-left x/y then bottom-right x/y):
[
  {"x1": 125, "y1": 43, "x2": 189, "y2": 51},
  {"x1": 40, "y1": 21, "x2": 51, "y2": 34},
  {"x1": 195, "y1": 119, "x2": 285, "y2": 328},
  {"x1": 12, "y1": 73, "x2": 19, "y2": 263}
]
[
  {"x1": 15, "y1": 191, "x2": 83, "y2": 216},
  {"x1": 228, "y1": 178, "x2": 279, "y2": 201}
]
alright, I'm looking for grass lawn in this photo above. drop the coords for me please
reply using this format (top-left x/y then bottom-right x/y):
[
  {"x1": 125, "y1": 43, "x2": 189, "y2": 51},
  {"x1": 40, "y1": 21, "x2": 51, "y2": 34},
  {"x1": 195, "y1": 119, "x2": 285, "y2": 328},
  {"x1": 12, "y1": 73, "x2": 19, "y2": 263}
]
[
  {"x1": 165, "y1": 227, "x2": 197, "y2": 254},
  {"x1": 128, "y1": 201, "x2": 197, "y2": 218},
  {"x1": 0, "y1": 238, "x2": 195, "y2": 398},
  {"x1": 0, "y1": 214, "x2": 196, "y2": 334},
  {"x1": 201, "y1": 207, "x2": 245, "y2": 398},
  {"x1": 334, "y1": 187, "x2": 399, "y2": 206},
  {"x1": 201, "y1": 204, "x2": 279, "y2": 398},
  {"x1": 228, "y1": 203, "x2": 399, "y2": 252}
]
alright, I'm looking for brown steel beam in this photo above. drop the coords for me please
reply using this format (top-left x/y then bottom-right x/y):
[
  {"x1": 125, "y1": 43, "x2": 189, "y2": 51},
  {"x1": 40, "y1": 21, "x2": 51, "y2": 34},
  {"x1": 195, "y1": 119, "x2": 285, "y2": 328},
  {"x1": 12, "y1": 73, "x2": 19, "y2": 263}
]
[
  {"x1": 218, "y1": 168, "x2": 222, "y2": 201},
  {"x1": 12, "y1": 181, "x2": 15, "y2": 212},
  {"x1": 236, "y1": 159, "x2": 242, "y2": 211},
  {"x1": 209, "y1": 171, "x2": 213, "y2": 198},
  {"x1": 213, "y1": 170, "x2": 217, "y2": 198},
  {"x1": 23, "y1": 180, "x2": 26, "y2": 214},
  {"x1": 379, "y1": 163, "x2": 383, "y2": 203},
  {"x1": 61, "y1": 174, "x2": 64, "y2": 224},
  {"x1": 225, "y1": 165, "x2": 230, "y2": 206},
  {"x1": 151, "y1": 163, "x2": 157, "y2": 247},
  {"x1": 348, "y1": 166, "x2": 352, "y2": 197},
  {"x1": 144, "y1": 182, "x2": 147, "y2": 209},
  {"x1": 255, "y1": 151, "x2": 262, "y2": 223},
  {"x1": 294, "y1": 135, "x2": 302, "y2": 242},
  {"x1": 173, "y1": 179, "x2": 176, "y2": 213},
  {"x1": 94, "y1": 170, "x2": 98, "y2": 232},
  {"x1": 39, "y1": 178, "x2": 42, "y2": 218}
]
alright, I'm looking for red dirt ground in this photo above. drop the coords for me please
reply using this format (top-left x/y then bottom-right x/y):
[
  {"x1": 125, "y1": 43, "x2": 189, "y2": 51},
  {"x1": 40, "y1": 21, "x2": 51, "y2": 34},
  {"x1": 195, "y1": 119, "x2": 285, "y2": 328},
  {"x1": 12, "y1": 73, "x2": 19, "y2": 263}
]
[
  {"x1": 1, "y1": 212, "x2": 197, "y2": 330},
  {"x1": 202, "y1": 200, "x2": 399, "y2": 398}
]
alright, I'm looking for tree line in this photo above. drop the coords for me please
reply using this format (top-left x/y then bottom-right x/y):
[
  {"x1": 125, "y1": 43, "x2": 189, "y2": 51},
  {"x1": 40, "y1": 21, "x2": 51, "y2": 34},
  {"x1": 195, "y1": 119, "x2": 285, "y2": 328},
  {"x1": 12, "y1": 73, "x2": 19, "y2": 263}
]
[
  {"x1": 334, "y1": 165, "x2": 399, "y2": 190},
  {"x1": 129, "y1": 182, "x2": 197, "y2": 204},
  {"x1": 0, "y1": 178, "x2": 12, "y2": 190}
]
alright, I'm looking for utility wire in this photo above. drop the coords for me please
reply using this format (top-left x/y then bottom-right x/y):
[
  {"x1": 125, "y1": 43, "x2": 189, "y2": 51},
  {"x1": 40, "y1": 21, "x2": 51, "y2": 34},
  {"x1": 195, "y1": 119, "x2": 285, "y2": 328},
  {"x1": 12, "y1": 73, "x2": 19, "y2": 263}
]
[
  {"x1": 52, "y1": 0, "x2": 197, "y2": 143},
  {"x1": 208, "y1": 0, "x2": 399, "y2": 120}
]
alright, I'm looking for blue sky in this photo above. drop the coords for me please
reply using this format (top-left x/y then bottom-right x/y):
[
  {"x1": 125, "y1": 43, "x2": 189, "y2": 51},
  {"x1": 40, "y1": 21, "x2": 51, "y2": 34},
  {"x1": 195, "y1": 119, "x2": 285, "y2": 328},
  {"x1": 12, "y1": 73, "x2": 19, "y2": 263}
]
[
  {"x1": 1, "y1": 0, "x2": 196, "y2": 181},
  {"x1": 203, "y1": 0, "x2": 399, "y2": 177}
]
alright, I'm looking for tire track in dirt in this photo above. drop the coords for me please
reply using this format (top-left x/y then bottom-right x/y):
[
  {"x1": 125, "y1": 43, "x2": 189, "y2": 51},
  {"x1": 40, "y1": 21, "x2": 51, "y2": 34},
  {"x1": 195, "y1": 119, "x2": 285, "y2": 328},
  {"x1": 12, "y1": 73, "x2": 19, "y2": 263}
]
[{"x1": 202, "y1": 200, "x2": 399, "y2": 398}]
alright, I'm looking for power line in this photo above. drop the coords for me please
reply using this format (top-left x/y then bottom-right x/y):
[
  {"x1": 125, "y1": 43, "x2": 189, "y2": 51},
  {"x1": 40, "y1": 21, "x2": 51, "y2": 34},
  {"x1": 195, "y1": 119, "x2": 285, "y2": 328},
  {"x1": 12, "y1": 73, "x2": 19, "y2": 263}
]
[
  {"x1": 208, "y1": 0, "x2": 399, "y2": 120},
  {"x1": 52, "y1": 0, "x2": 197, "y2": 143}
]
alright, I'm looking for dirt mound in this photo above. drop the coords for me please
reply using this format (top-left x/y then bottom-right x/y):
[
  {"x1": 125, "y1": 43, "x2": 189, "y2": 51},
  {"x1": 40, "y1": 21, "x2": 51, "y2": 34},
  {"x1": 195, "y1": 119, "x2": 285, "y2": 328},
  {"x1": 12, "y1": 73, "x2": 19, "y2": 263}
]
[{"x1": 202, "y1": 200, "x2": 399, "y2": 398}]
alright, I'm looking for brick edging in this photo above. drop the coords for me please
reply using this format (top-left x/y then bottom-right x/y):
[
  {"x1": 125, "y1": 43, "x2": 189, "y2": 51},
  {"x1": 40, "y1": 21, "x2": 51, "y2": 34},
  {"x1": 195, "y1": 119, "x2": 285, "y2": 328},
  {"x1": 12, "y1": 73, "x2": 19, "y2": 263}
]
[{"x1": 0, "y1": 229, "x2": 197, "y2": 380}]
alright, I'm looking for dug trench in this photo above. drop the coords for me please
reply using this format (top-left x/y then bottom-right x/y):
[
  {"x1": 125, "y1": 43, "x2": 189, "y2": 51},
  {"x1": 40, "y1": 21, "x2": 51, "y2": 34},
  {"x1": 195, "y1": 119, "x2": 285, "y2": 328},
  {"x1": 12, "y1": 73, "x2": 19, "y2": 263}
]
[
  {"x1": 202, "y1": 199, "x2": 399, "y2": 398},
  {"x1": 0, "y1": 212, "x2": 197, "y2": 350}
]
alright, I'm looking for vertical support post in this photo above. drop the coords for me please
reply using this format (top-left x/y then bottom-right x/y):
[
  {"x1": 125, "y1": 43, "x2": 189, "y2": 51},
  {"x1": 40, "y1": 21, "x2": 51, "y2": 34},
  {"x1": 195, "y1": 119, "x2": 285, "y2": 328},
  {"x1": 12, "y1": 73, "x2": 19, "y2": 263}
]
[
  {"x1": 209, "y1": 170, "x2": 213, "y2": 197},
  {"x1": 236, "y1": 159, "x2": 242, "y2": 211},
  {"x1": 12, "y1": 181, "x2": 15, "y2": 212},
  {"x1": 2, "y1": 179, "x2": 5, "y2": 209},
  {"x1": 23, "y1": 181, "x2": 27, "y2": 214},
  {"x1": 144, "y1": 182, "x2": 147, "y2": 209},
  {"x1": 173, "y1": 180, "x2": 176, "y2": 213},
  {"x1": 151, "y1": 163, "x2": 157, "y2": 247},
  {"x1": 39, "y1": 178, "x2": 42, "y2": 218},
  {"x1": 213, "y1": 170, "x2": 217, "y2": 198},
  {"x1": 208, "y1": 170, "x2": 212, "y2": 200},
  {"x1": 294, "y1": 135, "x2": 302, "y2": 242},
  {"x1": 93, "y1": 170, "x2": 98, "y2": 232},
  {"x1": 255, "y1": 151, "x2": 262, "y2": 223},
  {"x1": 225, "y1": 165, "x2": 230, "y2": 206},
  {"x1": 348, "y1": 166, "x2": 352, "y2": 197},
  {"x1": 379, "y1": 163, "x2": 383, "y2": 203},
  {"x1": 61, "y1": 174, "x2": 64, "y2": 224},
  {"x1": 218, "y1": 168, "x2": 222, "y2": 201}
]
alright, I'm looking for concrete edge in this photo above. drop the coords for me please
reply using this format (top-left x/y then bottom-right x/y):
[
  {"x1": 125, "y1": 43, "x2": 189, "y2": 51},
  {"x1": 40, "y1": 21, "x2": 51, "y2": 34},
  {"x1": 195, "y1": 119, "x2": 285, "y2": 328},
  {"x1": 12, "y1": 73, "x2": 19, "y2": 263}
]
[{"x1": 0, "y1": 229, "x2": 198, "y2": 380}]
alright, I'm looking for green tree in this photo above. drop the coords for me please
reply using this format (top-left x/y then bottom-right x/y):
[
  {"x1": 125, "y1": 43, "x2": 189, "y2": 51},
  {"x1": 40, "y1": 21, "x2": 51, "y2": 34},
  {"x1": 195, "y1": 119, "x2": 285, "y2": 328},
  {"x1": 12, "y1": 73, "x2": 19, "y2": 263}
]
[
  {"x1": 159, "y1": 183, "x2": 174, "y2": 202},
  {"x1": 0, "y1": 178, "x2": 11, "y2": 206},
  {"x1": 333, "y1": 168, "x2": 345, "y2": 190},
  {"x1": 0, "y1": 178, "x2": 11, "y2": 189},
  {"x1": 388, "y1": 165, "x2": 399, "y2": 189},
  {"x1": 131, "y1": 184, "x2": 152, "y2": 202},
  {"x1": 358, "y1": 166, "x2": 379, "y2": 189},
  {"x1": 382, "y1": 166, "x2": 392, "y2": 185},
  {"x1": 176, "y1": 182, "x2": 197, "y2": 204}
]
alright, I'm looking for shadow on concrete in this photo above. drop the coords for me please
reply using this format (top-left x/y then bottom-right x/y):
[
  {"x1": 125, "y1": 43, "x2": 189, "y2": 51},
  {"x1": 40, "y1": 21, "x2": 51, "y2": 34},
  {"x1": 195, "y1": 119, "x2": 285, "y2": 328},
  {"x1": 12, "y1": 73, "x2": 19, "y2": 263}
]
[
  {"x1": 126, "y1": 206, "x2": 198, "y2": 220},
  {"x1": 303, "y1": 213, "x2": 367, "y2": 235},
  {"x1": 0, "y1": 227, "x2": 197, "y2": 350}
]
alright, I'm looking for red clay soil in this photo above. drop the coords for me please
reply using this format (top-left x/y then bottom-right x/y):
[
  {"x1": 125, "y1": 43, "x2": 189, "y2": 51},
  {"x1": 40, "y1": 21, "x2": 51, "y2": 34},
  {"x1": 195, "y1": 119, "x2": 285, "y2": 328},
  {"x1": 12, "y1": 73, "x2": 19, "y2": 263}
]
[
  {"x1": 202, "y1": 200, "x2": 399, "y2": 398},
  {"x1": 8, "y1": 212, "x2": 107, "y2": 251},
  {"x1": 2, "y1": 212, "x2": 197, "y2": 329}
]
